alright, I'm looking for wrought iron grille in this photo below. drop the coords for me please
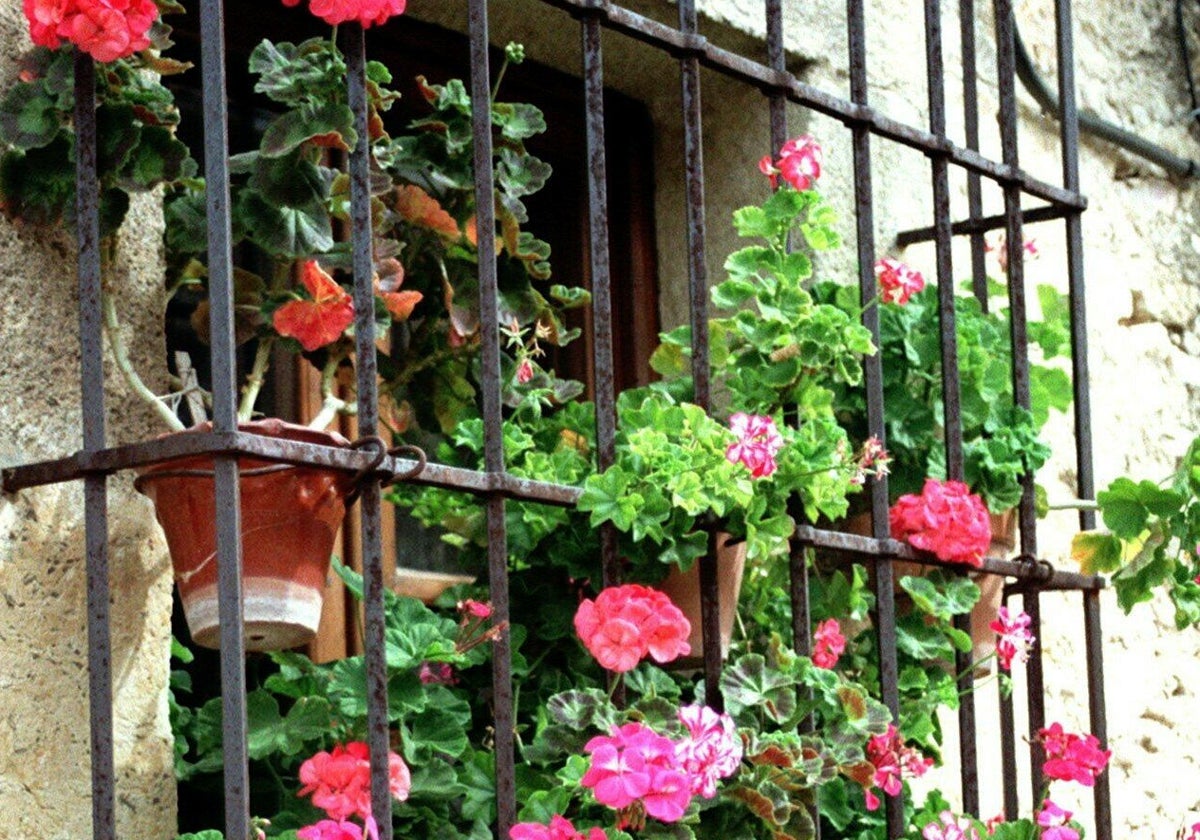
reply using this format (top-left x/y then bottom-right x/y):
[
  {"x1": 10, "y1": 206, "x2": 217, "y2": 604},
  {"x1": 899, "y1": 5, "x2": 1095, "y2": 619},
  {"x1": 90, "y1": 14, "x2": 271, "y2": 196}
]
[{"x1": 0, "y1": 0, "x2": 1111, "y2": 839}]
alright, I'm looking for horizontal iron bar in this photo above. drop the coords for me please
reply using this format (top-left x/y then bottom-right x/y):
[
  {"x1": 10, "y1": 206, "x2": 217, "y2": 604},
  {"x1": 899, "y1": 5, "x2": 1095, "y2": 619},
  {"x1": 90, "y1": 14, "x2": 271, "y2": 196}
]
[
  {"x1": 540, "y1": 0, "x2": 1085, "y2": 210},
  {"x1": 894, "y1": 202, "x2": 1077, "y2": 247},
  {"x1": 1, "y1": 431, "x2": 582, "y2": 506},
  {"x1": 793, "y1": 524, "x2": 1106, "y2": 590}
]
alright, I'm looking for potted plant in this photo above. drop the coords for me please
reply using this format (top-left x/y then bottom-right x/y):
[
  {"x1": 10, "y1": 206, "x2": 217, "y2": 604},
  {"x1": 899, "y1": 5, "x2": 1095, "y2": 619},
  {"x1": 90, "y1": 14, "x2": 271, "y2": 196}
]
[{"x1": 1, "y1": 0, "x2": 584, "y2": 649}]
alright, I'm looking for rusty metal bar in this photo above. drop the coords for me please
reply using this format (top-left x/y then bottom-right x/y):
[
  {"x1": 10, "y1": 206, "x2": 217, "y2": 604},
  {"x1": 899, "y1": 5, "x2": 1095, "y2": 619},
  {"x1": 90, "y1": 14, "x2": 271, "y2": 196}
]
[
  {"x1": 580, "y1": 15, "x2": 622, "y2": 592},
  {"x1": 959, "y1": 0, "x2": 989, "y2": 307},
  {"x1": 895, "y1": 203, "x2": 1073, "y2": 247},
  {"x1": 1083, "y1": 589, "x2": 1112, "y2": 840},
  {"x1": 766, "y1": 0, "x2": 787, "y2": 152},
  {"x1": 343, "y1": 24, "x2": 395, "y2": 838},
  {"x1": 197, "y1": 0, "x2": 250, "y2": 834},
  {"x1": 467, "y1": 1, "x2": 517, "y2": 833},
  {"x1": 999, "y1": 593, "x2": 1020, "y2": 820},
  {"x1": 994, "y1": 0, "x2": 1048, "y2": 805},
  {"x1": 74, "y1": 49, "x2": 116, "y2": 840}
]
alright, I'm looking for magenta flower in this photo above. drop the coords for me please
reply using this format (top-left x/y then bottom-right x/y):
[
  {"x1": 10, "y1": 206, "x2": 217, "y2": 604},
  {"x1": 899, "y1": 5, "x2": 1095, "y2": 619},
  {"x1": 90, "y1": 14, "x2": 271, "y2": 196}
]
[
  {"x1": 862, "y1": 724, "x2": 931, "y2": 810},
  {"x1": 675, "y1": 704, "x2": 743, "y2": 797},
  {"x1": 641, "y1": 766, "x2": 693, "y2": 822},
  {"x1": 1183, "y1": 821, "x2": 1200, "y2": 840},
  {"x1": 759, "y1": 135, "x2": 823, "y2": 192},
  {"x1": 417, "y1": 661, "x2": 456, "y2": 685},
  {"x1": 1037, "y1": 800, "x2": 1080, "y2": 840},
  {"x1": 579, "y1": 739, "x2": 651, "y2": 809},
  {"x1": 1038, "y1": 723, "x2": 1110, "y2": 787},
  {"x1": 812, "y1": 618, "x2": 846, "y2": 669},
  {"x1": 510, "y1": 815, "x2": 606, "y2": 840},
  {"x1": 989, "y1": 606, "x2": 1034, "y2": 670},
  {"x1": 875, "y1": 258, "x2": 926, "y2": 305},
  {"x1": 921, "y1": 810, "x2": 980, "y2": 840},
  {"x1": 515, "y1": 358, "x2": 535, "y2": 384},
  {"x1": 889, "y1": 479, "x2": 992, "y2": 567},
  {"x1": 573, "y1": 584, "x2": 691, "y2": 672},
  {"x1": 24, "y1": 0, "x2": 159, "y2": 62},
  {"x1": 297, "y1": 820, "x2": 366, "y2": 840},
  {"x1": 725, "y1": 413, "x2": 784, "y2": 478},
  {"x1": 281, "y1": 0, "x2": 407, "y2": 28},
  {"x1": 297, "y1": 742, "x2": 410, "y2": 822}
]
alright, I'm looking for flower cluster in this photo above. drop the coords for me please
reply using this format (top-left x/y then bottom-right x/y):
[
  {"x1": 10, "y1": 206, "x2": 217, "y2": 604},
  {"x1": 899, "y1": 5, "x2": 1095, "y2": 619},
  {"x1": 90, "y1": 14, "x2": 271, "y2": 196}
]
[
  {"x1": 875, "y1": 257, "x2": 926, "y2": 305},
  {"x1": 725, "y1": 413, "x2": 784, "y2": 478},
  {"x1": 1036, "y1": 799, "x2": 1078, "y2": 840},
  {"x1": 1038, "y1": 722, "x2": 1111, "y2": 787},
  {"x1": 297, "y1": 741, "x2": 411, "y2": 836},
  {"x1": 509, "y1": 815, "x2": 606, "y2": 840},
  {"x1": 863, "y1": 723, "x2": 932, "y2": 810},
  {"x1": 758, "y1": 135, "x2": 822, "y2": 192},
  {"x1": 889, "y1": 478, "x2": 992, "y2": 567},
  {"x1": 23, "y1": 0, "x2": 158, "y2": 62},
  {"x1": 812, "y1": 618, "x2": 846, "y2": 669},
  {"x1": 990, "y1": 605, "x2": 1034, "y2": 671},
  {"x1": 281, "y1": 0, "x2": 407, "y2": 28},
  {"x1": 851, "y1": 435, "x2": 891, "y2": 486},
  {"x1": 573, "y1": 584, "x2": 691, "y2": 672},
  {"x1": 580, "y1": 706, "x2": 741, "y2": 826},
  {"x1": 922, "y1": 810, "x2": 980, "y2": 840}
]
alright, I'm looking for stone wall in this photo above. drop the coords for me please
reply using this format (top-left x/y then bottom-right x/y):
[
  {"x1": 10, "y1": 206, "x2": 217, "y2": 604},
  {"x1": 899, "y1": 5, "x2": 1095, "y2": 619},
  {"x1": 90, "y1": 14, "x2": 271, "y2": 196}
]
[{"x1": 0, "y1": 4, "x2": 176, "y2": 836}]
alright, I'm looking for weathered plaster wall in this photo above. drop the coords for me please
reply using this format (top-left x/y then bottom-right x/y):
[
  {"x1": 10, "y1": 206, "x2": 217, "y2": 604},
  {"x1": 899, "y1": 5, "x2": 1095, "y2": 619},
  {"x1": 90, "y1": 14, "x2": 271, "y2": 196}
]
[{"x1": 0, "y1": 5, "x2": 176, "y2": 835}]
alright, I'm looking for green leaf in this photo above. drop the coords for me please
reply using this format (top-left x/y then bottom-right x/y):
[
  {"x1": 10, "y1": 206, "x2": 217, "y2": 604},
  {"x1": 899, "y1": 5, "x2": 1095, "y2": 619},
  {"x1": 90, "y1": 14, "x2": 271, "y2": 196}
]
[
  {"x1": 0, "y1": 84, "x2": 62, "y2": 150},
  {"x1": 245, "y1": 691, "x2": 332, "y2": 760},
  {"x1": 1097, "y1": 477, "x2": 1151, "y2": 539},
  {"x1": 721, "y1": 653, "x2": 797, "y2": 724},
  {"x1": 1069, "y1": 531, "x2": 1124, "y2": 574},
  {"x1": 900, "y1": 572, "x2": 980, "y2": 620}
]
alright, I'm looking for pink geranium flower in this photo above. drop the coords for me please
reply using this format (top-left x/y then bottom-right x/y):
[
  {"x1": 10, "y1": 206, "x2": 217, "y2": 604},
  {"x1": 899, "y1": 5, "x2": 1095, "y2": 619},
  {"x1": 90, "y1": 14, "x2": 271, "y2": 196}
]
[
  {"x1": 889, "y1": 478, "x2": 992, "y2": 567},
  {"x1": 281, "y1": 0, "x2": 407, "y2": 28},
  {"x1": 1037, "y1": 800, "x2": 1080, "y2": 840},
  {"x1": 1182, "y1": 821, "x2": 1200, "y2": 840},
  {"x1": 297, "y1": 742, "x2": 411, "y2": 822},
  {"x1": 759, "y1": 135, "x2": 822, "y2": 192},
  {"x1": 1037, "y1": 723, "x2": 1110, "y2": 787},
  {"x1": 922, "y1": 810, "x2": 980, "y2": 840},
  {"x1": 875, "y1": 258, "x2": 926, "y2": 305},
  {"x1": 297, "y1": 820, "x2": 366, "y2": 840},
  {"x1": 862, "y1": 724, "x2": 931, "y2": 810},
  {"x1": 23, "y1": 0, "x2": 158, "y2": 62},
  {"x1": 725, "y1": 413, "x2": 784, "y2": 478},
  {"x1": 573, "y1": 584, "x2": 690, "y2": 672},
  {"x1": 675, "y1": 704, "x2": 742, "y2": 798},
  {"x1": 510, "y1": 815, "x2": 607, "y2": 840},
  {"x1": 812, "y1": 618, "x2": 846, "y2": 669},
  {"x1": 989, "y1": 606, "x2": 1034, "y2": 670}
]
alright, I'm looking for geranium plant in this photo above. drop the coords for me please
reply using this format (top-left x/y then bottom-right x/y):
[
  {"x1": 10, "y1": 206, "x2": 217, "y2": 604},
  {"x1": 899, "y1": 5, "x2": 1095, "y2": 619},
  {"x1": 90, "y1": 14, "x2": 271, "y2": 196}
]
[{"x1": 2, "y1": 0, "x2": 585, "y2": 436}]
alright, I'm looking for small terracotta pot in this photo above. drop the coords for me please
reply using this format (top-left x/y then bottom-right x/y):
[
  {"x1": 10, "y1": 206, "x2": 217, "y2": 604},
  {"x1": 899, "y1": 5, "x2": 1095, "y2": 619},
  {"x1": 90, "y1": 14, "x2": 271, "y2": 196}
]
[
  {"x1": 135, "y1": 419, "x2": 352, "y2": 652},
  {"x1": 656, "y1": 532, "x2": 747, "y2": 668}
]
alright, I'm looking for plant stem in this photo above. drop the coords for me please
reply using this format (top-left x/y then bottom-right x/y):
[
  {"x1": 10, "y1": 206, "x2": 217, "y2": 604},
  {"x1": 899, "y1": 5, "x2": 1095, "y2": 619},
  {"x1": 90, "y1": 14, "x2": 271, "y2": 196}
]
[
  {"x1": 1045, "y1": 500, "x2": 1100, "y2": 511},
  {"x1": 102, "y1": 292, "x2": 186, "y2": 432},
  {"x1": 237, "y1": 338, "x2": 274, "y2": 423},
  {"x1": 308, "y1": 351, "x2": 353, "y2": 430}
]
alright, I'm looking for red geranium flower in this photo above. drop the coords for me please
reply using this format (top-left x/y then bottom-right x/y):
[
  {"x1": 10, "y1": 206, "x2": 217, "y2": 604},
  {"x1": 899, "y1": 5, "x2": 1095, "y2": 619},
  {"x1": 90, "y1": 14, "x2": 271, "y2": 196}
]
[
  {"x1": 573, "y1": 584, "x2": 690, "y2": 672},
  {"x1": 281, "y1": 0, "x2": 406, "y2": 28},
  {"x1": 24, "y1": 0, "x2": 158, "y2": 62},
  {"x1": 273, "y1": 260, "x2": 356, "y2": 352},
  {"x1": 875, "y1": 257, "x2": 926, "y2": 305},
  {"x1": 889, "y1": 478, "x2": 991, "y2": 567}
]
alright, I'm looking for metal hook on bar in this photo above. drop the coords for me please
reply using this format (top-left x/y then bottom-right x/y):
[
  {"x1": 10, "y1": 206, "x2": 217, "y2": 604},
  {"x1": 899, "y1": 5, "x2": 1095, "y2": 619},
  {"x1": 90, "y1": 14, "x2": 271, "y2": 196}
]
[{"x1": 386, "y1": 444, "x2": 427, "y2": 485}]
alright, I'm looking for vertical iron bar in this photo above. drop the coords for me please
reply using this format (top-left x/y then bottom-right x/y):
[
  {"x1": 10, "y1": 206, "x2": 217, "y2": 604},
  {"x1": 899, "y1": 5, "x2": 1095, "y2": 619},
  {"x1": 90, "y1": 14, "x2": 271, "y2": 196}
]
[
  {"x1": 766, "y1": 0, "x2": 787, "y2": 153},
  {"x1": 679, "y1": 0, "x2": 710, "y2": 412},
  {"x1": 994, "y1": 0, "x2": 1046, "y2": 803},
  {"x1": 343, "y1": 25, "x2": 394, "y2": 838},
  {"x1": 847, "y1": 2, "x2": 898, "y2": 836},
  {"x1": 926, "y1": 0, "x2": 978, "y2": 815},
  {"x1": 1083, "y1": 590, "x2": 1111, "y2": 840},
  {"x1": 468, "y1": 2, "x2": 517, "y2": 833},
  {"x1": 960, "y1": 0, "x2": 989, "y2": 307},
  {"x1": 677, "y1": 0, "x2": 720, "y2": 708},
  {"x1": 74, "y1": 50, "x2": 116, "y2": 840},
  {"x1": 998, "y1": 594, "x2": 1020, "y2": 821},
  {"x1": 199, "y1": 1, "x2": 249, "y2": 835},
  {"x1": 1055, "y1": 0, "x2": 1108, "y2": 832},
  {"x1": 581, "y1": 17, "x2": 621, "y2": 591}
]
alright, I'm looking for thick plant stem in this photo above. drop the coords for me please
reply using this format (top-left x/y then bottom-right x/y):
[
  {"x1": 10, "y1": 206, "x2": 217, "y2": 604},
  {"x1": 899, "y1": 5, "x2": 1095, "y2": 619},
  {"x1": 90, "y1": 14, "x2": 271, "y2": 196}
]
[
  {"x1": 308, "y1": 352, "x2": 356, "y2": 430},
  {"x1": 237, "y1": 339, "x2": 274, "y2": 423},
  {"x1": 102, "y1": 292, "x2": 186, "y2": 432}
]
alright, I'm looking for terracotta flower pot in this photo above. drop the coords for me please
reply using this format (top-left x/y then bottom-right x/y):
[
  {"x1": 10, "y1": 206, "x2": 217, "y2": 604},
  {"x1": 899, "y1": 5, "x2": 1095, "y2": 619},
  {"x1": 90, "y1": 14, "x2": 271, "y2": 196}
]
[
  {"x1": 135, "y1": 419, "x2": 352, "y2": 652},
  {"x1": 656, "y1": 532, "x2": 747, "y2": 668}
]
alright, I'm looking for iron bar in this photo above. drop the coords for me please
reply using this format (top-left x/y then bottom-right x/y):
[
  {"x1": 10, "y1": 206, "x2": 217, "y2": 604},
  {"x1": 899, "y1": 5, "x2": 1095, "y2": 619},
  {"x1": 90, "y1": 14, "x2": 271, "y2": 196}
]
[
  {"x1": 895, "y1": 203, "x2": 1072, "y2": 247},
  {"x1": 198, "y1": 1, "x2": 250, "y2": 835},
  {"x1": 960, "y1": 0, "x2": 989, "y2": 307},
  {"x1": 580, "y1": 15, "x2": 622, "y2": 591},
  {"x1": 74, "y1": 50, "x2": 116, "y2": 840},
  {"x1": 342, "y1": 24, "x2": 395, "y2": 837},
  {"x1": 467, "y1": 1, "x2": 517, "y2": 833},
  {"x1": 998, "y1": 596, "x2": 1020, "y2": 820},
  {"x1": 678, "y1": 0, "x2": 710, "y2": 411},
  {"x1": 766, "y1": 0, "x2": 787, "y2": 153},
  {"x1": 1083, "y1": 590, "x2": 1112, "y2": 840}
]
